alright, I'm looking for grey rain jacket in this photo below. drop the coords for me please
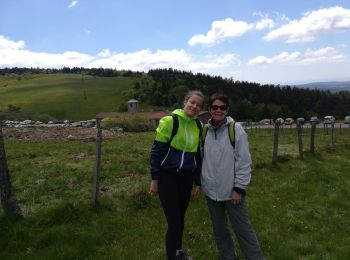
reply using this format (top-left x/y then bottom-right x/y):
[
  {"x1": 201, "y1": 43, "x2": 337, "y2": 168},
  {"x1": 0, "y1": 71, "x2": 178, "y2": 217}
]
[{"x1": 201, "y1": 116, "x2": 252, "y2": 201}]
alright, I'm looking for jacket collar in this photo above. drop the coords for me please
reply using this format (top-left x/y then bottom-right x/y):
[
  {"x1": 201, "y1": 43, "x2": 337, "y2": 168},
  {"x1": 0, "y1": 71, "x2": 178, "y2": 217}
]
[{"x1": 208, "y1": 116, "x2": 235, "y2": 129}]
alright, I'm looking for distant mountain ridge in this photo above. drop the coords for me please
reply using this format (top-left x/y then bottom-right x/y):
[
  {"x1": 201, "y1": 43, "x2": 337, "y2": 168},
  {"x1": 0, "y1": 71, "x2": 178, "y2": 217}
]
[{"x1": 296, "y1": 81, "x2": 350, "y2": 93}]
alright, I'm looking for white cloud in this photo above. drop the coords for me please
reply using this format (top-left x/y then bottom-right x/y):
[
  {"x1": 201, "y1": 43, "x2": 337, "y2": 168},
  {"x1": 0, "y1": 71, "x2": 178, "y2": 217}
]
[
  {"x1": 0, "y1": 35, "x2": 239, "y2": 75},
  {"x1": 254, "y1": 18, "x2": 275, "y2": 30},
  {"x1": 68, "y1": 1, "x2": 78, "y2": 8},
  {"x1": 248, "y1": 51, "x2": 301, "y2": 65},
  {"x1": 188, "y1": 16, "x2": 277, "y2": 46},
  {"x1": 248, "y1": 47, "x2": 345, "y2": 65},
  {"x1": 0, "y1": 35, "x2": 25, "y2": 50},
  {"x1": 252, "y1": 12, "x2": 276, "y2": 30},
  {"x1": 97, "y1": 49, "x2": 111, "y2": 58},
  {"x1": 188, "y1": 18, "x2": 252, "y2": 46},
  {"x1": 302, "y1": 47, "x2": 346, "y2": 64},
  {"x1": 264, "y1": 6, "x2": 350, "y2": 42}
]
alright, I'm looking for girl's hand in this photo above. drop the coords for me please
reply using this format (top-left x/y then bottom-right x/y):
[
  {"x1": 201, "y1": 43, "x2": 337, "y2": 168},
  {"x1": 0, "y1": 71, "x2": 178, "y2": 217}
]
[
  {"x1": 149, "y1": 180, "x2": 159, "y2": 196},
  {"x1": 193, "y1": 185, "x2": 201, "y2": 199}
]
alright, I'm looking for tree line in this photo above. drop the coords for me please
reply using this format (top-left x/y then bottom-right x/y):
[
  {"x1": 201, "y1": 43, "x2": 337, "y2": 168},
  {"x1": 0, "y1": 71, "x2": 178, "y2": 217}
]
[
  {"x1": 0, "y1": 67, "x2": 142, "y2": 78},
  {"x1": 131, "y1": 68, "x2": 350, "y2": 121},
  {"x1": 1, "y1": 67, "x2": 350, "y2": 121}
]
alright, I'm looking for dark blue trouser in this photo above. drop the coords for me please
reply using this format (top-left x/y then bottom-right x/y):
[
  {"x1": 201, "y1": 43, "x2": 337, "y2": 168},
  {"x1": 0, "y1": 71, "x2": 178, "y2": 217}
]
[{"x1": 158, "y1": 171, "x2": 194, "y2": 260}]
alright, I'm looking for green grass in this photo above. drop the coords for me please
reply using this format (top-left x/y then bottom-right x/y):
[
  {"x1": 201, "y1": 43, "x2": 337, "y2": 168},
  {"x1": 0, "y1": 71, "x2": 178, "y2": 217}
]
[
  {"x1": 1, "y1": 128, "x2": 350, "y2": 259},
  {"x1": 0, "y1": 73, "x2": 134, "y2": 120}
]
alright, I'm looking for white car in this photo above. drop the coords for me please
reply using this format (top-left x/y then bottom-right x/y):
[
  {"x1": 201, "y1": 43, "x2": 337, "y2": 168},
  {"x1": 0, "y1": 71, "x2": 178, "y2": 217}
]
[
  {"x1": 297, "y1": 117, "x2": 305, "y2": 125},
  {"x1": 344, "y1": 116, "x2": 350, "y2": 124},
  {"x1": 324, "y1": 116, "x2": 335, "y2": 124},
  {"x1": 275, "y1": 118, "x2": 284, "y2": 125},
  {"x1": 285, "y1": 118, "x2": 294, "y2": 125},
  {"x1": 259, "y1": 119, "x2": 273, "y2": 125},
  {"x1": 310, "y1": 116, "x2": 319, "y2": 124}
]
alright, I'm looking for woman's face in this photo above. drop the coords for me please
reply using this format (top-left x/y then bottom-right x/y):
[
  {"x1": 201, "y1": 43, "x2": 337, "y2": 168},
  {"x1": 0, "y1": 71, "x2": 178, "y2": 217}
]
[
  {"x1": 209, "y1": 99, "x2": 228, "y2": 122},
  {"x1": 183, "y1": 94, "x2": 203, "y2": 117}
]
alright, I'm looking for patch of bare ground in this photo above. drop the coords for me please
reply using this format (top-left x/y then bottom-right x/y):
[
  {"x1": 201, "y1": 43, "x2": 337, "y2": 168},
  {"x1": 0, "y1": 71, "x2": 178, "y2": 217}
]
[{"x1": 2, "y1": 127, "x2": 124, "y2": 142}]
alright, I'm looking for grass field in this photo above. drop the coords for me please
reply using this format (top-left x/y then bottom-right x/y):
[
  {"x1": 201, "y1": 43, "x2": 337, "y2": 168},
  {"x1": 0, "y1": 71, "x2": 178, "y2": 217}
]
[
  {"x1": 0, "y1": 73, "x2": 134, "y2": 121},
  {"x1": 1, "y1": 127, "x2": 350, "y2": 259}
]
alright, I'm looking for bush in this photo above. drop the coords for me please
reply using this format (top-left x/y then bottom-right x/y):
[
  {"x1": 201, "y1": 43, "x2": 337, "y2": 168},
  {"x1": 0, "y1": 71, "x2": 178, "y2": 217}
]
[
  {"x1": 35, "y1": 113, "x2": 56, "y2": 123},
  {"x1": 102, "y1": 113, "x2": 153, "y2": 132},
  {"x1": 116, "y1": 102, "x2": 128, "y2": 112}
]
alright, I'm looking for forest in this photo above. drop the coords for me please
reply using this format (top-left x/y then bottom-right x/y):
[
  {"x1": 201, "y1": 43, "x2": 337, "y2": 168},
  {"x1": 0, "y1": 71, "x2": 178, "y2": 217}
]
[{"x1": 1, "y1": 67, "x2": 350, "y2": 121}]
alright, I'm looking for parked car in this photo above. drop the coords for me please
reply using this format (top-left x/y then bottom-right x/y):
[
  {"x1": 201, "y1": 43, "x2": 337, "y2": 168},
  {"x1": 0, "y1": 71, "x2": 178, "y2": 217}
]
[
  {"x1": 285, "y1": 118, "x2": 294, "y2": 125},
  {"x1": 296, "y1": 117, "x2": 305, "y2": 125},
  {"x1": 323, "y1": 116, "x2": 335, "y2": 124},
  {"x1": 275, "y1": 118, "x2": 284, "y2": 125},
  {"x1": 310, "y1": 116, "x2": 319, "y2": 124},
  {"x1": 259, "y1": 118, "x2": 273, "y2": 125},
  {"x1": 344, "y1": 116, "x2": 350, "y2": 124}
]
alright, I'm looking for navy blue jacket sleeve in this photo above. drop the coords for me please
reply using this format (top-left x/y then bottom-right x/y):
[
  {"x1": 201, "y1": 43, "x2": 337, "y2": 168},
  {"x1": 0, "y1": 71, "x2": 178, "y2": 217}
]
[{"x1": 150, "y1": 140, "x2": 169, "y2": 180}]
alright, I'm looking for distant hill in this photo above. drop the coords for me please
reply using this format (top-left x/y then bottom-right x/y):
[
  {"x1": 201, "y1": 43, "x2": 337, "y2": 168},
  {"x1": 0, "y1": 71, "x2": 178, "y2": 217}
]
[
  {"x1": 296, "y1": 81, "x2": 350, "y2": 93},
  {"x1": 0, "y1": 73, "x2": 135, "y2": 121}
]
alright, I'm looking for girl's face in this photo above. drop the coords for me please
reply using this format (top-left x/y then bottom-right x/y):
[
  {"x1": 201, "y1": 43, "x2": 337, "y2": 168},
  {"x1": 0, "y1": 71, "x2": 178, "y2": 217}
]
[
  {"x1": 209, "y1": 99, "x2": 228, "y2": 122},
  {"x1": 183, "y1": 94, "x2": 203, "y2": 117}
]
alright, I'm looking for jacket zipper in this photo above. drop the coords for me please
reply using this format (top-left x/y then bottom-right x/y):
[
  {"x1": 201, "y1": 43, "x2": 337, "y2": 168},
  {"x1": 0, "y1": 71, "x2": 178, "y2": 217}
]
[
  {"x1": 178, "y1": 120, "x2": 189, "y2": 172},
  {"x1": 160, "y1": 148, "x2": 171, "y2": 166}
]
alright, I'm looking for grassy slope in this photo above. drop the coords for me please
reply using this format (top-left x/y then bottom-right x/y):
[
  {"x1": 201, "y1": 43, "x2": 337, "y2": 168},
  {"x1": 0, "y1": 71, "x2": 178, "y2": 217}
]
[
  {"x1": 1, "y1": 128, "x2": 350, "y2": 259},
  {"x1": 0, "y1": 73, "x2": 133, "y2": 120}
]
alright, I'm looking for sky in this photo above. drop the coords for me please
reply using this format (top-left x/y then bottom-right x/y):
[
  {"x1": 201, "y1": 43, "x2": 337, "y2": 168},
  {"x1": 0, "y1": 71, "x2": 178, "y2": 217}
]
[{"x1": 1, "y1": 0, "x2": 350, "y2": 85}]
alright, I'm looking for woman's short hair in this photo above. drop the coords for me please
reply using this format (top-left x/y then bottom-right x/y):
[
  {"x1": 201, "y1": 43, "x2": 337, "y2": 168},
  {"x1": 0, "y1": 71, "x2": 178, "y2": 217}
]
[{"x1": 208, "y1": 92, "x2": 229, "y2": 108}]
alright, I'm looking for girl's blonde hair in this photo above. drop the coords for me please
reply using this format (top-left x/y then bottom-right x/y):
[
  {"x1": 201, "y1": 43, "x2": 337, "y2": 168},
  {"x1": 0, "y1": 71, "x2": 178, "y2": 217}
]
[{"x1": 183, "y1": 90, "x2": 204, "y2": 107}]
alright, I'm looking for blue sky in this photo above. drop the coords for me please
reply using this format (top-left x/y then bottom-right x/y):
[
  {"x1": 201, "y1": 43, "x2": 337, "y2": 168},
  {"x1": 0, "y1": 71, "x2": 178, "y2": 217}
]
[{"x1": 1, "y1": 0, "x2": 350, "y2": 84}]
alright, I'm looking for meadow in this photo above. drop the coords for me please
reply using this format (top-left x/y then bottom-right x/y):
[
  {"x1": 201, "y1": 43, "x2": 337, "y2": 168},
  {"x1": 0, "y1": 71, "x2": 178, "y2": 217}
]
[
  {"x1": 1, "y1": 126, "x2": 350, "y2": 259},
  {"x1": 0, "y1": 73, "x2": 133, "y2": 121}
]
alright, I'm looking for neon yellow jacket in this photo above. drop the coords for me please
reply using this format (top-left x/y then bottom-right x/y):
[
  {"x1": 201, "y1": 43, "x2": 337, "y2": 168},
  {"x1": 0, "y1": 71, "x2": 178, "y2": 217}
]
[{"x1": 150, "y1": 109, "x2": 202, "y2": 184}]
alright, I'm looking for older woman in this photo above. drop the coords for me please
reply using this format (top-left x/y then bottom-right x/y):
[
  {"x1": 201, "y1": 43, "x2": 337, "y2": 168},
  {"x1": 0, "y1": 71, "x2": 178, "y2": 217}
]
[{"x1": 201, "y1": 92, "x2": 264, "y2": 260}]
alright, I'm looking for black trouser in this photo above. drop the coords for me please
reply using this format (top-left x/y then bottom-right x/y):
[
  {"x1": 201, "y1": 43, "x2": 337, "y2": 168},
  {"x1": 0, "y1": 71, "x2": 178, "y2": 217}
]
[{"x1": 158, "y1": 171, "x2": 194, "y2": 260}]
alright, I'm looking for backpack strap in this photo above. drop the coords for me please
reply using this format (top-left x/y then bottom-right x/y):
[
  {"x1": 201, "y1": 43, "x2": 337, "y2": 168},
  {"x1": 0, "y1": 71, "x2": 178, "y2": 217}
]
[
  {"x1": 202, "y1": 122, "x2": 235, "y2": 148},
  {"x1": 167, "y1": 113, "x2": 179, "y2": 145},
  {"x1": 228, "y1": 121, "x2": 236, "y2": 148},
  {"x1": 195, "y1": 118, "x2": 202, "y2": 137},
  {"x1": 202, "y1": 124, "x2": 209, "y2": 147}
]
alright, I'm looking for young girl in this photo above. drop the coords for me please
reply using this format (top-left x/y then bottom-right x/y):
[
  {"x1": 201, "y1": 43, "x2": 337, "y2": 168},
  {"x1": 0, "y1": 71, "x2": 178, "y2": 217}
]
[{"x1": 149, "y1": 90, "x2": 203, "y2": 260}]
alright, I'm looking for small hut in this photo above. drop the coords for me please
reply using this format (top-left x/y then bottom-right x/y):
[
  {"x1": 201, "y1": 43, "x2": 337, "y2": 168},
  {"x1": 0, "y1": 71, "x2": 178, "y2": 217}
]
[{"x1": 127, "y1": 99, "x2": 138, "y2": 114}]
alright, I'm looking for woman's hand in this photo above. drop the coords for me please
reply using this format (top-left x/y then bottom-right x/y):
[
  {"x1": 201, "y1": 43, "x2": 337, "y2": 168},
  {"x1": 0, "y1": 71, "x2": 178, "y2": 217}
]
[
  {"x1": 231, "y1": 191, "x2": 242, "y2": 205},
  {"x1": 193, "y1": 185, "x2": 201, "y2": 199},
  {"x1": 149, "y1": 180, "x2": 159, "y2": 196}
]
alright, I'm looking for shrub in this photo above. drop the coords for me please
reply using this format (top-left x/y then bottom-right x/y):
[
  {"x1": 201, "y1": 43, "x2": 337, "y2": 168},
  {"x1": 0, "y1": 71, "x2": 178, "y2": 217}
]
[
  {"x1": 36, "y1": 113, "x2": 57, "y2": 123},
  {"x1": 102, "y1": 113, "x2": 153, "y2": 132}
]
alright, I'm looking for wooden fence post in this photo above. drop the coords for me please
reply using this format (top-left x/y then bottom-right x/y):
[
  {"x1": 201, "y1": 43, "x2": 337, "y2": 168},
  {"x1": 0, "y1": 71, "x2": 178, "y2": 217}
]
[
  {"x1": 92, "y1": 118, "x2": 102, "y2": 206},
  {"x1": 0, "y1": 124, "x2": 23, "y2": 219},
  {"x1": 331, "y1": 122, "x2": 335, "y2": 148},
  {"x1": 297, "y1": 122, "x2": 303, "y2": 159},
  {"x1": 310, "y1": 122, "x2": 316, "y2": 154},
  {"x1": 272, "y1": 122, "x2": 280, "y2": 163}
]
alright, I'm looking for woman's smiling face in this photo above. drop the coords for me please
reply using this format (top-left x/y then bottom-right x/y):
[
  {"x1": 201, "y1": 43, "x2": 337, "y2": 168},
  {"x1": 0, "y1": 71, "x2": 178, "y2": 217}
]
[{"x1": 209, "y1": 99, "x2": 228, "y2": 122}]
